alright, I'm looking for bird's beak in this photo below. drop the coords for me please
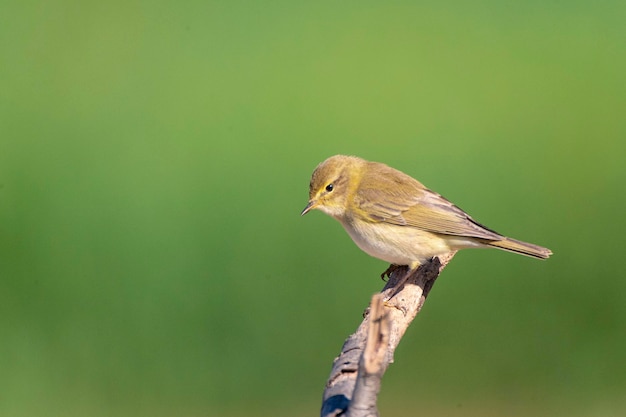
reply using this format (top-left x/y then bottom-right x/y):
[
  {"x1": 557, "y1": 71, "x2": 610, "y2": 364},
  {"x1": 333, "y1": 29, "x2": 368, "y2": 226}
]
[{"x1": 301, "y1": 200, "x2": 317, "y2": 216}]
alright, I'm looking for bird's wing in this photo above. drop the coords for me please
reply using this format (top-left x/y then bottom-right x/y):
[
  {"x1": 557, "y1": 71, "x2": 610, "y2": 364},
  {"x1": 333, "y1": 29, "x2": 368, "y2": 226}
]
[{"x1": 355, "y1": 164, "x2": 503, "y2": 240}]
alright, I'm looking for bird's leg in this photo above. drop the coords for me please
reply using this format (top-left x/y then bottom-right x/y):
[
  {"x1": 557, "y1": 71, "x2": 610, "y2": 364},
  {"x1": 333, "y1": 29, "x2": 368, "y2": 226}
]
[
  {"x1": 382, "y1": 265, "x2": 421, "y2": 315},
  {"x1": 380, "y1": 264, "x2": 402, "y2": 281},
  {"x1": 384, "y1": 264, "x2": 419, "y2": 301}
]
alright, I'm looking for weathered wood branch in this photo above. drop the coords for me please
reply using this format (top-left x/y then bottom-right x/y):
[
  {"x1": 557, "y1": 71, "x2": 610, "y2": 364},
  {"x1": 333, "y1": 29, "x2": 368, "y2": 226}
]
[{"x1": 321, "y1": 252, "x2": 456, "y2": 417}]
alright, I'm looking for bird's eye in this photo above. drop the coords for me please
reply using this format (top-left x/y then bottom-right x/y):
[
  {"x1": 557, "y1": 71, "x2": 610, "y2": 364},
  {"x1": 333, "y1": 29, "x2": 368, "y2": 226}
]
[{"x1": 325, "y1": 183, "x2": 334, "y2": 192}]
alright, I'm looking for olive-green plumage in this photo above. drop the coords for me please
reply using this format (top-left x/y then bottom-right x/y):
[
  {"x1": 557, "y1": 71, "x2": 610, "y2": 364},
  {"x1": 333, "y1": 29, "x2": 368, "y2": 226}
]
[{"x1": 302, "y1": 155, "x2": 551, "y2": 271}]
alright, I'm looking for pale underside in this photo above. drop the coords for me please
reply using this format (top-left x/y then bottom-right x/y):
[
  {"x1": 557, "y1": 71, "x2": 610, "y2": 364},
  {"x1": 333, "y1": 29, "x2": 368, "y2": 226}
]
[{"x1": 340, "y1": 216, "x2": 484, "y2": 268}]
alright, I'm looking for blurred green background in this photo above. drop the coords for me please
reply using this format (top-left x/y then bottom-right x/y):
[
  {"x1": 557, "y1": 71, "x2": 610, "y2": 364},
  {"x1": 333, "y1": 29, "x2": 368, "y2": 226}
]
[{"x1": 1, "y1": 1, "x2": 625, "y2": 416}]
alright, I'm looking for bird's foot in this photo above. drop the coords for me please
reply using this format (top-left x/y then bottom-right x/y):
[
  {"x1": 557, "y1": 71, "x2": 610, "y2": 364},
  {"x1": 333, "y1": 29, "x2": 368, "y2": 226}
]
[
  {"x1": 381, "y1": 264, "x2": 418, "y2": 304},
  {"x1": 380, "y1": 264, "x2": 402, "y2": 281}
]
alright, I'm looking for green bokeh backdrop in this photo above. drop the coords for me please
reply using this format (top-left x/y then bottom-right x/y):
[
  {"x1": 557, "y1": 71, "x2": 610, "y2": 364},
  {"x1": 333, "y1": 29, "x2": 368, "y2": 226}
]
[{"x1": 1, "y1": 1, "x2": 625, "y2": 416}]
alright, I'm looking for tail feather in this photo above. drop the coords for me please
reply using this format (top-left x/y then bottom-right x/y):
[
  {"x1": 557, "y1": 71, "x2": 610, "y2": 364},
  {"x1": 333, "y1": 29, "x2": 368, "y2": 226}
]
[{"x1": 486, "y1": 237, "x2": 552, "y2": 260}]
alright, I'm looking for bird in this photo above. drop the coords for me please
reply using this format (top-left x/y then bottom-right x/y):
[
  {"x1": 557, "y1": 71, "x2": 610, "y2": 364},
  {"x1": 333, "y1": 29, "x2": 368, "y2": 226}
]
[{"x1": 301, "y1": 155, "x2": 551, "y2": 294}]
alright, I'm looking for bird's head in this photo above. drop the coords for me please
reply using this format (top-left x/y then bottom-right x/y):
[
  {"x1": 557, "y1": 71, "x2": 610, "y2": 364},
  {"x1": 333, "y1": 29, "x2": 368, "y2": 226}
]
[{"x1": 301, "y1": 155, "x2": 364, "y2": 219}]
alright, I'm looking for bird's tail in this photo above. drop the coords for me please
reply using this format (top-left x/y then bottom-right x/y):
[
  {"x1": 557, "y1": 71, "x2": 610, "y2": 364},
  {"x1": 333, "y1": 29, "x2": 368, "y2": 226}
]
[{"x1": 486, "y1": 237, "x2": 552, "y2": 259}]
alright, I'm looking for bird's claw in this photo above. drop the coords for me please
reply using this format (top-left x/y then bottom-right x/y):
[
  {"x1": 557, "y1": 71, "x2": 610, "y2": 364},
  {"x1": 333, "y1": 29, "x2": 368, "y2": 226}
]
[{"x1": 380, "y1": 264, "x2": 401, "y2": 281}]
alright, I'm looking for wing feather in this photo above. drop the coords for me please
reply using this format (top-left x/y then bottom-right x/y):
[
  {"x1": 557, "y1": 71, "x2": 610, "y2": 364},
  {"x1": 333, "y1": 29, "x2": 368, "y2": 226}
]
[{"x1": 354, "y1": 162, "x2": 503, "y2": 241}]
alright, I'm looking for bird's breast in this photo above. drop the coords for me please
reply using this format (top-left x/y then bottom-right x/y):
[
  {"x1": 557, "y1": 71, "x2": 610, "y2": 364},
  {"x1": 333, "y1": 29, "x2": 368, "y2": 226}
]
[{"x1": 339, "y1": 217, "x2": 455, "y2": 266}]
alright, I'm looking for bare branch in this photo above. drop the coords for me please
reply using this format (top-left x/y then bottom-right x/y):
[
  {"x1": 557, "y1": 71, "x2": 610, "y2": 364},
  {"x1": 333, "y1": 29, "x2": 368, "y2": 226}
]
[
  {"x1": 346, "y1": 293, "x2": 389, "y2": 417},
  {"x1": 321, "y1": 252, "x2": 456, "y2": 417}
]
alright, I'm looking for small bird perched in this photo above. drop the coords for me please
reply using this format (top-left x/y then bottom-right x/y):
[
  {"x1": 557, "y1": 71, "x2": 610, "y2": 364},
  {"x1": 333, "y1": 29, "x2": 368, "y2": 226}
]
[{"x1": 302, "y1": 155, "x2": 551, "y2": 293}]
